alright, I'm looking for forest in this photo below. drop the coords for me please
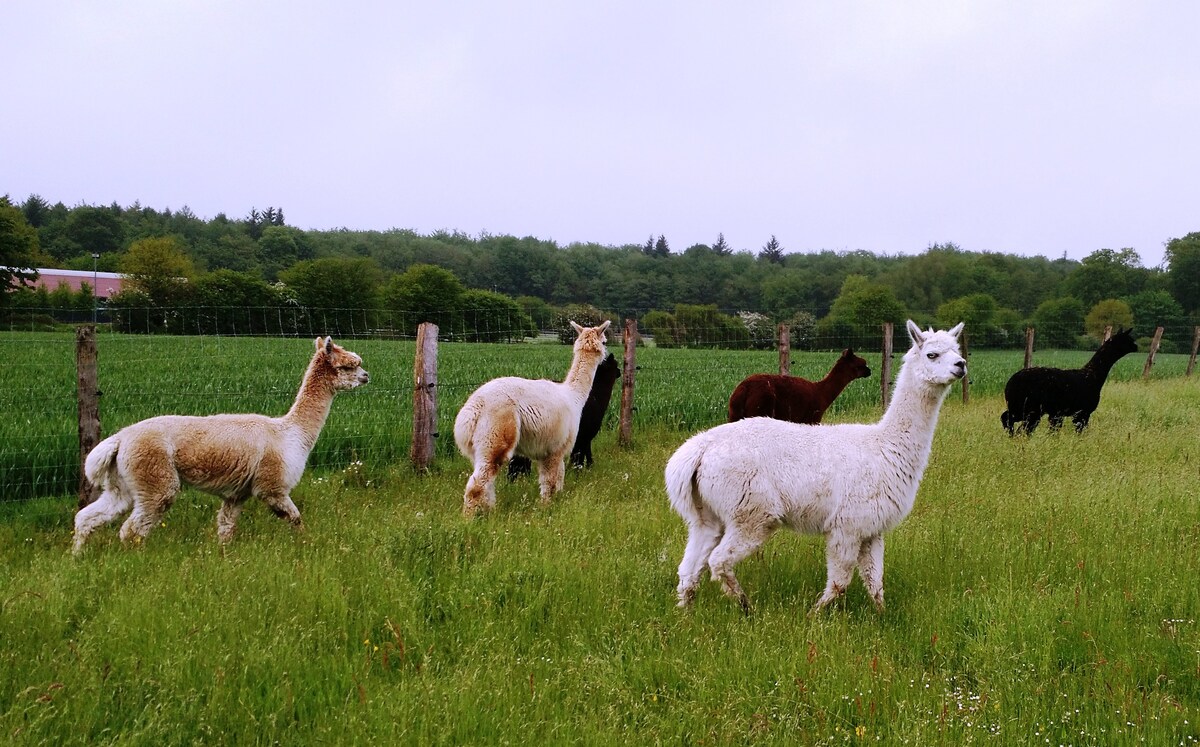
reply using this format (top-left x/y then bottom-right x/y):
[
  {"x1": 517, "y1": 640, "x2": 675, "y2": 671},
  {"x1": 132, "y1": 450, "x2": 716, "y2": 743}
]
[{"x1": 2, "y1": 194, "x2": 1199, "y2": 350}]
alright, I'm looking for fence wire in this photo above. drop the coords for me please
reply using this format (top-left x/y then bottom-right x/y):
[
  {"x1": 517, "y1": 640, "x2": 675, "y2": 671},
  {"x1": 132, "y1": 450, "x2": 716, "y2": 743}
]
[{"x1": 1, "y1": 307, "x2": 1196, "y2": 515}]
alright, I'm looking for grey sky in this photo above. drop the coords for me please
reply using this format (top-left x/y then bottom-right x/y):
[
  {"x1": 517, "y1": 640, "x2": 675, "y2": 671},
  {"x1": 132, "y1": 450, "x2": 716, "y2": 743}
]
[{"x1": 4, "y1": 1, "x2": 1197, "y2": 268}]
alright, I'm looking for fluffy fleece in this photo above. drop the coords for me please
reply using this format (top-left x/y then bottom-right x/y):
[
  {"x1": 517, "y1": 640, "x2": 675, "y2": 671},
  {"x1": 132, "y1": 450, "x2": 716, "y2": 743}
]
[
  {"x1": 455, "y1": 320, "x2": 610, "y2": 515},
  {"x1": 1000, "y1": 327, "x2": 1137, "y2": 435},
  {"x1": 666, "y1": 321, "x2": 965, "y2": 613},
  {"x1": 72, "y1": 337, "x2": 368, "y2": 554},
  {"x1": 727, "y1": 348, "x2": 871, "y2": 424},
  {"x1": 508, "y1": 351, "x2": 622, "y2": 478}
]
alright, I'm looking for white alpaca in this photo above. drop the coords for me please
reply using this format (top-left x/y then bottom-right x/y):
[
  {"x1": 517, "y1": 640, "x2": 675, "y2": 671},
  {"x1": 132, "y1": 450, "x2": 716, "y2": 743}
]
[
  {"x1": 72, "y1": 337, "x2": 369, "y2": 554},
  {"x1": 666, "y1": 320, "x2": 965, "y2": 613},
  {"x1": 454, "y1": 320, "x2": 611, "y2": 515}
]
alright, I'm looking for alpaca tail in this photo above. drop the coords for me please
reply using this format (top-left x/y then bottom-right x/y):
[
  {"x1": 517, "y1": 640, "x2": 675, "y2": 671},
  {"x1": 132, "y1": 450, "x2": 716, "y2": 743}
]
[
  {"x1": 665, "y1": 435, "x2": 708, "y2": 524},
  {"x1": 84, "y1": 434, "x2": 121, "y2": 488}
]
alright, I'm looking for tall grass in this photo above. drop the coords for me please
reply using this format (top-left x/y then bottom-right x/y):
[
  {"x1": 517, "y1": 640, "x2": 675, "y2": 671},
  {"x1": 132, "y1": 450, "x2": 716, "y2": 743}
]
[{"x1": 2, "y1": 376, "x2": 1198, "y2": 744}]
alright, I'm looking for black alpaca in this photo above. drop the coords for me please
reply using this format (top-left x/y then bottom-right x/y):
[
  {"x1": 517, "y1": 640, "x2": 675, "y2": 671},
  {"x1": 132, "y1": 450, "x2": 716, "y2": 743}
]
[
  {"x1": 1000, "y1": 328, "x2": 1138, "y2": 435},
  {"x1": 508, "y1": 352, "x2": 622, "y2": 478}
]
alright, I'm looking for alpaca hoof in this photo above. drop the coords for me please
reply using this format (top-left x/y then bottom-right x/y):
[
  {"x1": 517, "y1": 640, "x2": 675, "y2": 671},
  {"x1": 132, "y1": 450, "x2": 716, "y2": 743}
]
[{"x1": 738, "y1": 595, "x2": 752, "y2": 617}]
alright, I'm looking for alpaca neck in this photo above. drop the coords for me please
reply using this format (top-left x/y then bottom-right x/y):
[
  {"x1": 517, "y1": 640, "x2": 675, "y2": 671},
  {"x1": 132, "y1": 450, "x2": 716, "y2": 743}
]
[
  {"x1": 814, "y1": 365, "x2": 859, "y2": 409},
  {"x1": 878, "y1": 364, "x2": 951, "y2": 445},
  {"x1": 1082, "y1": 346, "x2": 1123, "y2": 381},
  {"x1": 563, "y1": 349, "x2": 604, "y2": 400},
  {"x1": 282, "y1": 355, "x2": 336, "y2": 451}
]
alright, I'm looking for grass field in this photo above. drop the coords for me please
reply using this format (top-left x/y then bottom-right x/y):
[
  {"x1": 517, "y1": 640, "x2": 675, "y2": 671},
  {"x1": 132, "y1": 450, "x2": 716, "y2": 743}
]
[
  {"x1": 1, "y1": 335, "x2": 1198, "y2": 744},
  {"x1": 0, "y1": 330, "x2": 1192, "y2": 502}
]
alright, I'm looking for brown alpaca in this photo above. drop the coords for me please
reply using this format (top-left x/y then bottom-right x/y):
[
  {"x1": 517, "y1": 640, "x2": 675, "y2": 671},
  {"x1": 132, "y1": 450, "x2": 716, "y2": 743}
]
[
  {"x1": 454, "y1": 321, "x2": 610, "y2": 515},
  {"x1": 727, "y1": 348, "x2": 871, "y2": 424},
  {"x1": 72, "y1": 337, "x2": 368, "y2": 554}
]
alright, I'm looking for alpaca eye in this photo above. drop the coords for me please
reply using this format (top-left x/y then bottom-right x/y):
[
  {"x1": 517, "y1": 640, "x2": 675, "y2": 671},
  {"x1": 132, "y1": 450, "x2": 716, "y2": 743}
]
[{"x1": 926, "y1": 353, "x2": 939, "y2": 360}]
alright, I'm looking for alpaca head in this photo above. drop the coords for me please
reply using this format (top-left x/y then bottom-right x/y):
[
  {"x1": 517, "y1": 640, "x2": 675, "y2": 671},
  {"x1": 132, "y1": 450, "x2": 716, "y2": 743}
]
[
  {"x1": 1103, "y1": 327, "x2": 1138, "y2": 358},
  {"x1": 569, "y1": 320, "x2": 611, "y2": 357},
  {"x1": 314, "y1": 336, "x2": 370, "y2": 391},
  {"x1": 903, "y1": 321, "x2": 966, "y2": 386},
  {"x1": 838, "y1": 348, "x2": 872, "y2": 380}
]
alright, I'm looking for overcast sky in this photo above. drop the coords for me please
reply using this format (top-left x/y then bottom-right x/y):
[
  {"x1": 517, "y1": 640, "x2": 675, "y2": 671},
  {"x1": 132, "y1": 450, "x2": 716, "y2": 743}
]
[{"x1": 4, "y1": 1, "x2": 1198, "y2": 268}]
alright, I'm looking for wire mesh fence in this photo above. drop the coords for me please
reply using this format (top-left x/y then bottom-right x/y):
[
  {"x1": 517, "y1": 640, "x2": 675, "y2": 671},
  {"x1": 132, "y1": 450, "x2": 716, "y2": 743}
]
[{"x1": 1, "y1": 307, "x2": 1196, "y2": 517}]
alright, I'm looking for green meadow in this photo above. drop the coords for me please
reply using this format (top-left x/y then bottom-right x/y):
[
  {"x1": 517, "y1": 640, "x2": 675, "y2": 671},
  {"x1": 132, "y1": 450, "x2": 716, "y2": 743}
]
[{"x1": 1, "y1": 332, "x2": 1198, "y2": 744}]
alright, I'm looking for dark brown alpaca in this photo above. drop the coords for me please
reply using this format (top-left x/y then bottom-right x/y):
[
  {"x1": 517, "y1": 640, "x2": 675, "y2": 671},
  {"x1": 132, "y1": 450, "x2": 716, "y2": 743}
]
[{"x1": 727, "y1": 348, "x2": 871, "y2": 424}]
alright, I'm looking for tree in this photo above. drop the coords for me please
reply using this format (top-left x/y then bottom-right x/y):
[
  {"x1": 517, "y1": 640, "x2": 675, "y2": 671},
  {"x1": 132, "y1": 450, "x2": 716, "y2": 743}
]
[
  {"x1": 383, "y1": 263, "x2": 465, "y2": 335},
  {"x1": 0, "y1": 201, "x2": 44, "y2": 302},
  {"x1": 257, "y1": 225, "x2": 305, "y2": 281},
  {"x1": 1032, "y1": 297, "x2": 1086, "y2": 348},
  {"x1": 1062, "y1": 248, "x2": 1146, "y2": 307},
  {"x1": 1083, "y1": 299, "x2": 1134, "y2": 342},
  {"x1": 120, "y1": 236, "x2": 195, "y2": 307},
  {"x1": 758, "y1": 235, "x2": 784, "y2": 264},
  {"x1": 713, "y1": 233, "x2": 732, "y2": 256},
  {"x1": 20, "y1": 194, "x2": 51, "y2": 228},
  {"x1": 59, "y1": 205, "x2": 125, "y2": 261},
  {"x1": 185, "y1": 269, "x2": 285, "y2": 335},
  {"x1": 553, "y1": 303, "x2": 610, "y2": 344},
  {"x1": 279, "y1": 257, "x2": 382, "y2": 336},
  {"x1": 935, "y1": 294, "x2": 1005, "y2": 346},
  {"x1": 459, "y1": 289, "x2": 536, "y2": 342},
  {"x1": 653, "y1": 234, "x2": 670, "y2": 257},
  {"x1": 1124, "y1": 289, "x2": 1187, "y2": 346},
  {"x1": 818, "y1": 275, "x2": 907, "y2": 348},
  {"x1": 1165, "y1": 232, "x2": 1200, "y2": 313},
  {"x1": 515, "y1": 295, "x2": 555, "y2": 330}
]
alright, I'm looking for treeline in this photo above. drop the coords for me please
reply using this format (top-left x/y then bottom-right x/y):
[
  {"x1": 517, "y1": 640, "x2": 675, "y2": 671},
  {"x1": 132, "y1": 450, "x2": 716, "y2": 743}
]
[{"x1": 2, "y1": 195, "x2": 1199, "y2": 350}]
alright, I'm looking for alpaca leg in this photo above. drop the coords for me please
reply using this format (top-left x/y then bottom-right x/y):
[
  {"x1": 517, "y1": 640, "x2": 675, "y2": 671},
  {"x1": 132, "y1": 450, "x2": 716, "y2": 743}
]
[
  {"x1": 1000, "y1": 411, "x2": 1015, "y2": 436},
  {"x1": 856, "y1": 535, "x2": 886, "y2": 612},
  {"x1": 463, "y1": 460, "x2": 502, "y2": 516},
  {"x1": 1047, "y1": 415, "x2": 1064, "y2": 432},
  {"x1": 73, "y1": 488, "x2": 133, "y2": 554},
  {"x1": 676, "y1": 517, "x2": 723, "y2": 607},
  {"x1": 119, "y1": 500, "x2": 163, "y2": 546},
  {"x1": 812, "y1": 531, "x2": 860, "y2": 613},
  {"x1": 536, "y1": 453, "x2": 567, "y2": 504},
  {"x1": 707, "y1": 520, "x2": 775, "y2": 614},
  {"x1": 264, "y1": 494, "x2": 302, "y2": 527},
  {"x1": 1073, "y1": 413, "x2": 1090, "y2": 433},
  {"x1": 1021, "y1": 415, "x2": 1041, "y2": 435},
  {"x1": 217, "y1": 497, "x2": 249, "y2": 544}
]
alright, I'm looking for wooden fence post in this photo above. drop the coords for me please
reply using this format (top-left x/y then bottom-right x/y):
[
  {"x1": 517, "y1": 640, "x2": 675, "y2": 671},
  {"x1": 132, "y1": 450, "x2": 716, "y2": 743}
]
[
  {"x1": 960, "y1": 328, "x2": 970, "y2": 404},
  {"x1": 1142, "y1": 326, "x2": 1164, "y2": 379},
  {"x1": 777, "y1": 324, "x2": 790, "y2": 375},
  {"x1": 1187, "y1": 326, "x2": 1200, "y2": 377},
  {"x1": 880, "y1": 322, "x2": 893, "y2": 411},
  {"x1": 410, "y1": 322, "x2": 439, "y2": 471},
  {"x1": 618, "y1": 318, "x2": 637, "y2": 447},
  {"x1": 76, "y1": 325, "x2": 101, "y2": 509},
  {"x1": 1024, "y1": 327, "x2": 1035, "y2": 369}
]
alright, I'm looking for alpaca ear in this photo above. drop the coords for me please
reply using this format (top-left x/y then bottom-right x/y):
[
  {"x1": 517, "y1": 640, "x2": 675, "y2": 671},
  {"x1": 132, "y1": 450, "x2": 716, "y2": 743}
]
[
  {"x1": 323, "y1": 336, "x2": 334, "y2": 354},
  {"x1": 948, "y1": 322, "x2": 964, "y2": 339},
  {"x1": 843, "y1": 348, "x2": 854, "y2": 357},
  {"x1": 598, "y1": 320, "x2": 611, "y2": 334},
  {"x1": 905, "y1": 319, "x2": 925, "y2": 345},
  {"x1": 570, "y1": 320, "x2": 583, "y2": 334},
  {"x1": 313, "y1": 336, "x2": 322, "y2": 352}
]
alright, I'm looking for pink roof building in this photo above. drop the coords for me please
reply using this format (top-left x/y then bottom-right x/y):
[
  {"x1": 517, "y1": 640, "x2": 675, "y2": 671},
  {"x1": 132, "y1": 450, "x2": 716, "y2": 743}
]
[{"x1": 27, "y1": 268, "x2": 125, "y2": 299}]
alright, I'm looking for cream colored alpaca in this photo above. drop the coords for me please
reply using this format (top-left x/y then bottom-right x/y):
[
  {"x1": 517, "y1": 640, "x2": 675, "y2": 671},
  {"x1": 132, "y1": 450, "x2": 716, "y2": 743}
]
[
  {"x1": 454, "y1": 320, "x2": 611, "y2": 515},
  {"x1": 72, "y1": 337, "x2": 368, "y2": 554}
]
